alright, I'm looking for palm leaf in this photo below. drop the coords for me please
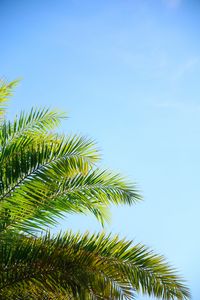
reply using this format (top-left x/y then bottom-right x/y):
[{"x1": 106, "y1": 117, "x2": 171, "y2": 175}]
[
  {"x1": 0, "y1": 107, "x2": 66, "y2": 149},
  {"x1": 0, "y1": 80, "x2": 18, "y2": 120},
  {"x1": 0, "y1": 134, "x2": 99, "y2": 199},
  {"x1": 1, "y1": 168, "x2": 141, "y2": 233},
  {"x1": 0, "y1": 232, "x2": 190, "y2": 300}
]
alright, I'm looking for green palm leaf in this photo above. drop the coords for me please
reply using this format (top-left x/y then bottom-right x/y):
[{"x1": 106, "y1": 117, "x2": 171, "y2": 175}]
[
  {"x1": 0, "y1": 232, "x2": 190, "y2": 300},
  {"x1": 0, "y1": 80, "x2": 18, "y2": 120},
  {"x1": 1, "y1": 168, "x2": 141, "y2": 233},
  {"x1": 0, "y1": 134, "x2": 99, "y2": 199}
]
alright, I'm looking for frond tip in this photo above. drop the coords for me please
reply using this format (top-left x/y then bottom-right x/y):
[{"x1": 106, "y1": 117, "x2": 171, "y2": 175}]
[{"x1": 0, "y1": 79, "x2": 19, "y2": 119}]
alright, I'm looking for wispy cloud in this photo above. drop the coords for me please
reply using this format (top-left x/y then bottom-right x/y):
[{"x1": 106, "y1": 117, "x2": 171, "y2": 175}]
[
  {"x1": 163, "y1": 0, "x2": 182, "y2": 9},
  {"x1": 154, "y1": 100, "x2": 200, "y2": 112},
  {"x1": 172, "y1": 57, "x2": 200, "y2": 80}
]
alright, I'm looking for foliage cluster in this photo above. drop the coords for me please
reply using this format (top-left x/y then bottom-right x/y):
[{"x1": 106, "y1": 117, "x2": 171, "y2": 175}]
[{"x1": 0, "y1": 81, "x2": 190, "y2": 299}]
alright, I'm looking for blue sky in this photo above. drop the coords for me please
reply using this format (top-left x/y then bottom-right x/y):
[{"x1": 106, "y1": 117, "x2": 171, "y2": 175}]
[{"x1": 1, "y1": 0, "x2": 199, "y2": 298}]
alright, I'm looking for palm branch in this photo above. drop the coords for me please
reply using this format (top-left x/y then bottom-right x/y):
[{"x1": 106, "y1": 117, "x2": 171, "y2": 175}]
[{"x1": 0, "y1": 232, "x2": 190, "y2": 300}]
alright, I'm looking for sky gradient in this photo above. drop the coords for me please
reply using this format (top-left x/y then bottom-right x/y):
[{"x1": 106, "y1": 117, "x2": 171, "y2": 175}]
[{"x1": 1, "y1": 0, "x2": 199, "y2": 298}]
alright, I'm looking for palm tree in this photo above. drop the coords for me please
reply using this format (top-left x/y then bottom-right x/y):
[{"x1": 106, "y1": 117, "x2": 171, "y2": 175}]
[{"x1": 0, "y1": 80, "x2": 190, "y2": 300}]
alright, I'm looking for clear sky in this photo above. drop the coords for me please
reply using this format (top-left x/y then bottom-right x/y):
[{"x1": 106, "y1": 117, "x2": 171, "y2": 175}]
[{"x1": 1, "y1": 0, "x2": 199, "y2": 298}]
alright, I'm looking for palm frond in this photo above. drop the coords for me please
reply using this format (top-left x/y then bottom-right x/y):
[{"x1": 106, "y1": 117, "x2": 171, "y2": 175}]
[
  {"x1": 0, "y1": 134, "x2": 99, "y2": 198},
  {"x1": 1, "y1": 168, "x2": 141, "y2": 233},
  {"x1": 0, "y1": 80, "x2": 18, "y2": 120},
  {"x1": 0, "y1": 232, "x2": 190, "y2": 300},
  {"x1": 0, "y1": 107, "x2": 66, "y2": 149}
]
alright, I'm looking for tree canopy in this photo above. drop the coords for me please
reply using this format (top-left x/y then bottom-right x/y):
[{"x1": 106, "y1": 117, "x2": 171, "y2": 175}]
[{"x1": 0, "y1": 80, "x2": 190, "y2": 299}]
